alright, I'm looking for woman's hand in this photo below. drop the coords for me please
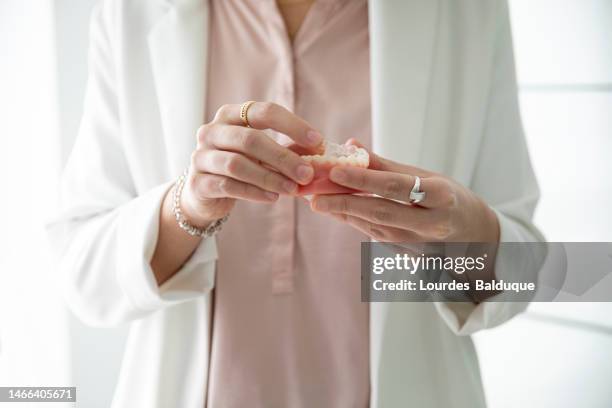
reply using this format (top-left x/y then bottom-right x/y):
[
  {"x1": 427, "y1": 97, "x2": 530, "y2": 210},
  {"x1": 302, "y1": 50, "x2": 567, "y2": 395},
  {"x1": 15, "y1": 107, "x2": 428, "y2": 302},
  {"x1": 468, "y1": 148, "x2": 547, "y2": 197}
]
[
  {"x1": 181, "y1": 102, "x2": 323, "y2": 226},
  {"x1": 152, "y1": 102, "x2": 321, "y2": 284},
  {"x1": 310, "y1": 140, "x2": 500, "y2": 243}
]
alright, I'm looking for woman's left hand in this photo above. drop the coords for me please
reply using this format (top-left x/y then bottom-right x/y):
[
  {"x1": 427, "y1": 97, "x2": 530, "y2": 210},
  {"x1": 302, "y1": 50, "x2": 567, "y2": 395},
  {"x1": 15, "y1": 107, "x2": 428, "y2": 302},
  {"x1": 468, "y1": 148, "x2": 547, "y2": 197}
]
[{"x1": 310, "y1": 141, "x2": 500, "y2": 243}]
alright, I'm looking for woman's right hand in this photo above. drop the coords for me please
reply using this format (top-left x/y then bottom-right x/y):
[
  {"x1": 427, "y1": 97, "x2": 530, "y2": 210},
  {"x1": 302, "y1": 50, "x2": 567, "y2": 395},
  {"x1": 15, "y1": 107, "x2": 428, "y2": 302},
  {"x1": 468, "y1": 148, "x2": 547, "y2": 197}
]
[{"x1": 179, "y1": 102, "x2": 323, "y2": 227}]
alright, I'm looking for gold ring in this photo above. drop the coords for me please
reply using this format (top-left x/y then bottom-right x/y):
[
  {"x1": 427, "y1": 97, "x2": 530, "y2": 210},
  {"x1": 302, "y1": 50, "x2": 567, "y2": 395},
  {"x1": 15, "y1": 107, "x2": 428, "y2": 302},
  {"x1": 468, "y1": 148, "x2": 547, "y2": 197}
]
[{"x1": 240, "y1": 101, "x2": 256, "y2": 128}]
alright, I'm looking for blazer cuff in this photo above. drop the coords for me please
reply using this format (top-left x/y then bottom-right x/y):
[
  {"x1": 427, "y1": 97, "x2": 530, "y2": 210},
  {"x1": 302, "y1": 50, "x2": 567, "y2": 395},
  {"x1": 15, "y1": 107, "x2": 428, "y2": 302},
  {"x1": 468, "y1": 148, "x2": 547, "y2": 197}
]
[
  {"x1": 115, "y1": 182, "x2": 218, "y2": 313},
  {"x1": 434, "y1": 210, "x2": 532, "y2": 335}
]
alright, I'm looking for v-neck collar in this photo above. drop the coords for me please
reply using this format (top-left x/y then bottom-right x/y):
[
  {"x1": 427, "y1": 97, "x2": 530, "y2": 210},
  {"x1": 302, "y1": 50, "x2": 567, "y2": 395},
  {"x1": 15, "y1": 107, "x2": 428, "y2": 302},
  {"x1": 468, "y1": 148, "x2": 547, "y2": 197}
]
[{"x1": 264, "y1": 0, "x2": 348, "y2": 56}]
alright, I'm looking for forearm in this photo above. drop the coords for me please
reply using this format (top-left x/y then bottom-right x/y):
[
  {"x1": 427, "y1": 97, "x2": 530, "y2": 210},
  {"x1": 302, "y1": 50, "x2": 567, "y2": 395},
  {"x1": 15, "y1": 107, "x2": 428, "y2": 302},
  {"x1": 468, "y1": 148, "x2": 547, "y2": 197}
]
[{"x1": 151, "y1": 187, "x2": 208, "y2": 286}]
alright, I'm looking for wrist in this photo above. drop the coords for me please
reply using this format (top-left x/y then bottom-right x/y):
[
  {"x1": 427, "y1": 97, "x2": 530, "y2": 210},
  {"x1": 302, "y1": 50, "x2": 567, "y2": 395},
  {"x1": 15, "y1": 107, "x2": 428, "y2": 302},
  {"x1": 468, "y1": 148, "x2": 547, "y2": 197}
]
[
  {"x1": 171, "y1": 170, "x2": 229, "y2": 237},
  {"x1": 471, "y1": 198, "x2": 500, "y2": 243},
  {"x1": 176, "y1": 188, "x2": 216, "y2": 229}
]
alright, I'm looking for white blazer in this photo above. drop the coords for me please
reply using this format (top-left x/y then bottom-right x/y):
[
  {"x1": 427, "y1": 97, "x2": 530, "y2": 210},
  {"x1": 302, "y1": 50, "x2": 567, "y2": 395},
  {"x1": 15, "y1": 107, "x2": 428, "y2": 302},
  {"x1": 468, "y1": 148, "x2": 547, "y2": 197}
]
[{"x1": 49, "y1": 0, "x2": 543, "y2": 406}]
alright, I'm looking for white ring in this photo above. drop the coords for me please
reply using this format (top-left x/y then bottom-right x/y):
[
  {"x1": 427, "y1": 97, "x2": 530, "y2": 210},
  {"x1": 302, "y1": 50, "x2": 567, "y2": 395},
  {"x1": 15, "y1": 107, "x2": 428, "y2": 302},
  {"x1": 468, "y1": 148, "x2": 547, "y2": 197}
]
[{"x1": 409, "y1": 176, "x2": 426, "y2": 204}]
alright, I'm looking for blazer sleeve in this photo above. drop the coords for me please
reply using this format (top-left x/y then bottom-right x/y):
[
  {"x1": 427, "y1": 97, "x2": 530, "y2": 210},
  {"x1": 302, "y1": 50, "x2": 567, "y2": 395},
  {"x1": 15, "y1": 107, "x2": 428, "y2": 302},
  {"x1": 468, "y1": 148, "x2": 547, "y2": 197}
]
[
  {"x1": 46, "y1": 3, "x2": 217, "y2": 327},
  {"x1": 434, "y1": 0, "x2": 546, "y2": 335}
]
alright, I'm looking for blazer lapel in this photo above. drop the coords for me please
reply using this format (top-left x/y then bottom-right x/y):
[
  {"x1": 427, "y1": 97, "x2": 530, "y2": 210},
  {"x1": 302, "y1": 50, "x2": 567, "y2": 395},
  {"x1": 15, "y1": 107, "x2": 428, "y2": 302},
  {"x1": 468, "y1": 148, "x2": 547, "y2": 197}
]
[
  {"x1": 367, "y1": 1, "x2": 440, "y2": 406},
  {"x1": 368, "y1": 0, "x2": 440, "y2": 166},
  {"x1": 148, "y1": 0, "x2": 209, "y2": 175}
]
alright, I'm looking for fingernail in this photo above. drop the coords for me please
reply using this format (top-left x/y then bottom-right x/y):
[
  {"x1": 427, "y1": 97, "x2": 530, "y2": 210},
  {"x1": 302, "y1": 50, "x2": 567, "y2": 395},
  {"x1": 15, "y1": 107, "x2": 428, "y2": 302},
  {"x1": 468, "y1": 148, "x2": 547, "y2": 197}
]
[
  {"x1": 282, "y1": 180, "x2": 297, "y2": 194},
  {"x1": 330, "y1": 168, "x2": 347, "y2": 183},
  {"x1": 306, "y1": 130, "x2": 323, "y2": 146},
  {"x1": 265, "y1": 192, "x2": 279, "y2": 201},
  {"x1": 297, "y1": 165, "x2": 314, "y2": 183}
]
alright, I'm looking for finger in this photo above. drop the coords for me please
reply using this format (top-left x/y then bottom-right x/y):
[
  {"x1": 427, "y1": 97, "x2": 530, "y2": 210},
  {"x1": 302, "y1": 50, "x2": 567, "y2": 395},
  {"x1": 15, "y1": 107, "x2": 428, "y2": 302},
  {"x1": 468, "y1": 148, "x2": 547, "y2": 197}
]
[
  {"x1": 193, "y1": 150, "x2": 298, "y2": 195},
  {"x1": 212, "y1": 102, "x2": 323, "y2": 149},
  {"x1": 201, "y1": 126, "x2": 314, "y2": 185},
  {"x1": 193, "y1": 173, "x2": 279, "y2": 203},
  {"x1": 345, "y1": 138, "x2": 431, "y2": 176},
  {"x1": 286, "y1": 142, "x2": 321, "y2": 156},
  {"x1": 328, "y1": 166, "x2": 441, "y2": 208},
  {"x1": 327, "y1": 212, "x2": 421, "y2": 242},
  {"x1": 311, "y1": 194, "x2": 432, "y2": 231}
]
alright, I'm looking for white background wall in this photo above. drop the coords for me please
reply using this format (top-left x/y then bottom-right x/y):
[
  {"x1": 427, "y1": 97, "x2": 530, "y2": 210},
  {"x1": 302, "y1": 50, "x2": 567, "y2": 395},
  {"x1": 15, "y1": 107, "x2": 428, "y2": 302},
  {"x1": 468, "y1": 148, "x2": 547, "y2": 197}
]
[
  {"x1": 0, "y1": 1, "x2": 611, "y2": 407},
  {"x1": 475, "y1": 1, "x2": 612, "y2": 407},
  {"x1": 0, "y1": 0, "x2": 72, "y2": 400}
]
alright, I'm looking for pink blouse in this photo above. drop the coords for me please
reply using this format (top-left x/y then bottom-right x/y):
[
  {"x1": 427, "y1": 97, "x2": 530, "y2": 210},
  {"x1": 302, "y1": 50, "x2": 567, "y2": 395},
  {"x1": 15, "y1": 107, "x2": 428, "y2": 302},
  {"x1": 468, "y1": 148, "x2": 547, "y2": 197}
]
[{"x1": 206, "y1": 0, "x2": 371, "y2": 406}]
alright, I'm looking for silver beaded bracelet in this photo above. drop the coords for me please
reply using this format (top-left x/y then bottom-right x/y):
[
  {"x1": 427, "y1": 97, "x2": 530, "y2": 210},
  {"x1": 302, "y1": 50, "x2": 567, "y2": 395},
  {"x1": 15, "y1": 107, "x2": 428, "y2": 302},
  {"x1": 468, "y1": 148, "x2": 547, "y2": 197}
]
[{"x1": 172, "y1": 169, "x2": 229, "y2": 238}]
